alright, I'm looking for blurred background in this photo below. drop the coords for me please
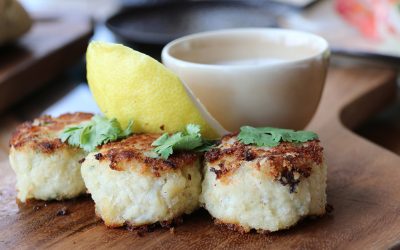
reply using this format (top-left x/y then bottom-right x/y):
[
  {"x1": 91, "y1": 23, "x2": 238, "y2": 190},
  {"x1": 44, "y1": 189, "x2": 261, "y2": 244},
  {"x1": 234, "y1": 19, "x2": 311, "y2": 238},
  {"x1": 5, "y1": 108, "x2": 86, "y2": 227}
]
[
  {"x1": 0, "y1": 0, "x2": 399, "y2": 154},
  {"x1": 18, "y1": 0, "x2": 400, "y2": 57}
]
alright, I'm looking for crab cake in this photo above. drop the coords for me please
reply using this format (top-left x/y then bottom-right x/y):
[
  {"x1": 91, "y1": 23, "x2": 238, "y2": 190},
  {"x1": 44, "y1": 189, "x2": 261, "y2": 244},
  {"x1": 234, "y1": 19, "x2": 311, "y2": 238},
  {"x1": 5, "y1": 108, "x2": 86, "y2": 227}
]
[
  {"x1": 81, "y1": 134, "x2": 202, "y2": 228},
  {"x1": 9, "y1": 112, "x2": 93, "y2": 202},
  {"x1": 200, "y1": 133, "x2": 327, "y2": 233}
]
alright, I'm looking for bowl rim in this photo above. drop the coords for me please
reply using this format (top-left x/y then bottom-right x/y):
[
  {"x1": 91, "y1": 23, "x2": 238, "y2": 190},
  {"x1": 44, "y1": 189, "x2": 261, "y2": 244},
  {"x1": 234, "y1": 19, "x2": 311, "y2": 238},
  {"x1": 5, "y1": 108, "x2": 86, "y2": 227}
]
[{"x1": 161, "y1": 28, "x2": 330, "y2": 69}]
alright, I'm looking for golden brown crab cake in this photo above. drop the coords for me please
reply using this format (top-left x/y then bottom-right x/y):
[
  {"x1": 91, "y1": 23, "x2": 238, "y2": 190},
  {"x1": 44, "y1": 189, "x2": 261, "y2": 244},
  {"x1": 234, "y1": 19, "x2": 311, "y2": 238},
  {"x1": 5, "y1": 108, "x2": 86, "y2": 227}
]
[
  {"x1": 9, "y1": 112, "x2": 93, "y2": 202},
  {"x1": 200, "y1": 133, "x2": 327, "y2": 233},
  {"x1": 81, "y1": 134, "x2": 202, "y2": 228}
]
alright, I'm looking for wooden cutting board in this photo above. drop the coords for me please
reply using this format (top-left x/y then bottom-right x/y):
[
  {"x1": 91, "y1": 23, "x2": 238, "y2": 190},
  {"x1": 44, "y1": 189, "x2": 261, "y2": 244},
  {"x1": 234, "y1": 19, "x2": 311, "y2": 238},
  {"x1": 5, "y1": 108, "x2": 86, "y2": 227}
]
[
  {"x1": 0, "y1": 65, "x2": 399, "y2": 249},
  {"x1": 0, "y1": 13, "x2": 93, "y2": 113}
]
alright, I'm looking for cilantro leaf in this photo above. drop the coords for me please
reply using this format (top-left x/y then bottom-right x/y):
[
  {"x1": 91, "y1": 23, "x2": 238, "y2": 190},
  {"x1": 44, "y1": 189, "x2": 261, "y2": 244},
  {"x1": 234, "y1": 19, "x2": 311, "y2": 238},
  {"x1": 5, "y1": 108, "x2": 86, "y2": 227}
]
[
  {"x1": 59, "y1": 115, "x2": 133, "y2": 152},
  {"x1": 186, "y1": 124, "x2": 201, "y2": 136},
  {"x1": 120, "y1": 120, "x2": 134, "y2": 138},
  {"x1": 238, "y1": 126, "x2": 318, "y2": 147},
  {"x1": 152, "y1": 124, "x2": 215, "y2": 159},
  {"x1": 152, "y1": 133, "x2": 183, "y2": 159},
  {"x1": 59, "y1": 126, "x2": 82, "y2": 147},
  {"x1": 194, "y1": 139, "x2": 217, "y2": 152},
  {"x1": 152, "y1": 133, "x2": 169, "y2": 146}
]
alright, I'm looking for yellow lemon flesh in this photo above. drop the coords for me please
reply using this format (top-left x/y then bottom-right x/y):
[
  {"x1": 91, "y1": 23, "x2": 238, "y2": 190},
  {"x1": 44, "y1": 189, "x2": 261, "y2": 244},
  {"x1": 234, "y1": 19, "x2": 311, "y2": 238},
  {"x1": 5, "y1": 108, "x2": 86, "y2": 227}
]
[{"x1": 86, "y1": 41, "x2": 219, "y2": 138}]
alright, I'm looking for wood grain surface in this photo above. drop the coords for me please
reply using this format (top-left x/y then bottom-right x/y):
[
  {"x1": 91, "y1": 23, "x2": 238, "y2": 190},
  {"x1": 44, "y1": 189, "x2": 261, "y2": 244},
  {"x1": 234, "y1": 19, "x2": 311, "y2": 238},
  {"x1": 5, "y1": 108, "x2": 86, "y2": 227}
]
[
  {"x1": 0, "y1": 13, "x2": 92, "y2": 113},
  {"x1": 0, "y1": 66, "x2": 399, "y2": 249}
]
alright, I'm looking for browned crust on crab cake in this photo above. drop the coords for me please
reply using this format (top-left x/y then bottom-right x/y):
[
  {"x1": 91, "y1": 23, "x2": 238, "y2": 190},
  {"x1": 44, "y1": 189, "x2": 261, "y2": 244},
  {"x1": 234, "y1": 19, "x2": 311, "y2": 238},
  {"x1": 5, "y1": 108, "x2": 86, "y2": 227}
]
[
  {"x1": 214, "y1": 219, "x2": 249, "y2": 234},
  {"x1": 125, "y1": 217, "x2": 184, "y2": 233},
  {"x1": 93, "y1": 134, "x2": 199, "y2": 176},
  {"x1": 95, "y1": 206, "x2": 184, "y2": 232},
  {"x1": 214, "y1": 214, "x2": 328, "y2": 234},
  {"x1": 204, "y1": 133, "x2": 323, "y2": 190},
  {"x1": 9, "y1": 112, "x2": 93, "y2": 153}
]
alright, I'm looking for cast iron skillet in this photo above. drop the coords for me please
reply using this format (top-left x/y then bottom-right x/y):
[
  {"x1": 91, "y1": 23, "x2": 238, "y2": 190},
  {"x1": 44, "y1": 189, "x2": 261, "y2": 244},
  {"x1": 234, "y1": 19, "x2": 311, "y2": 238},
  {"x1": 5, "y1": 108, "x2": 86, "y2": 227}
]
[{"x1": 106, "y1": 1, "x2": 280, "y2": 46}]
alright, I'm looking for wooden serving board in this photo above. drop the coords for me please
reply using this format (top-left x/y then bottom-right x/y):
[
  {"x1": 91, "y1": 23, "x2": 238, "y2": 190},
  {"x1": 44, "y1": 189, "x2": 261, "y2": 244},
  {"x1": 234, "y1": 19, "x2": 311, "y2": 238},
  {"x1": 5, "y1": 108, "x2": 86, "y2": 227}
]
[
  {"x1": 0, "y1": 13, "x2": 93, "y2": 113},
  {"x1": 0, "y1": 65, "x2": 399, "y2": 249}
]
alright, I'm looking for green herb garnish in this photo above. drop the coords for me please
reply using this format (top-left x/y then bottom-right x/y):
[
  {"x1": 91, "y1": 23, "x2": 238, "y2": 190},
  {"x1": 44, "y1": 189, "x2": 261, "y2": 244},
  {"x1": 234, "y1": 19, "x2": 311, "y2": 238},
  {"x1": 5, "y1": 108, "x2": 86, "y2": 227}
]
[
  {"x1": 152, "y1": 124, "x2": 215, "y2": 159},
  {"x1": 60, "y1": 115, "x2": 133, "y2": 152},
  {"x1": 237, "y1": 126, "x2": 318, "y2": 147}
]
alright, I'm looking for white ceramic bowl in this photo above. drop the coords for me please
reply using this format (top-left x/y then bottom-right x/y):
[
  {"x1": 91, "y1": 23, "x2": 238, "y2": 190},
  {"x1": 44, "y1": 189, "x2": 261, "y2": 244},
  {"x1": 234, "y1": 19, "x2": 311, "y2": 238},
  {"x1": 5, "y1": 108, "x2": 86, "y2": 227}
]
[{"x1": 162, "y1": 28, "x2": 329, "y2": 131}]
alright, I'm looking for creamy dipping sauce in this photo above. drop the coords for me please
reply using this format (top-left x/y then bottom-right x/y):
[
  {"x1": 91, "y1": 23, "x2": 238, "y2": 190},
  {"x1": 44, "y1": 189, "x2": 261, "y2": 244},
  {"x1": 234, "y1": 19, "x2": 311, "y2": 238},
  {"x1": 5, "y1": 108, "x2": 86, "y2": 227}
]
[{"x1": 213, "y1": 58, "x2": 288, "y2": 66}]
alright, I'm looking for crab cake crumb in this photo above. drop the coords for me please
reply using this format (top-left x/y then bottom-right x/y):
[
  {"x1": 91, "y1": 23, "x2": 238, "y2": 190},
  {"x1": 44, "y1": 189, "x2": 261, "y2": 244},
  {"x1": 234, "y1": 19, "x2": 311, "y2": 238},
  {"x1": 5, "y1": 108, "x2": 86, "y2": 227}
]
[
  {"x1": 81, "y1": 134, "x2": 202, "y2": 228},
  {"x1": 200, "y1": 133, "x2": 327, "y2": 233},
  {"x1": 9, "y1": 112, "x2": 93, "y2": 202}
]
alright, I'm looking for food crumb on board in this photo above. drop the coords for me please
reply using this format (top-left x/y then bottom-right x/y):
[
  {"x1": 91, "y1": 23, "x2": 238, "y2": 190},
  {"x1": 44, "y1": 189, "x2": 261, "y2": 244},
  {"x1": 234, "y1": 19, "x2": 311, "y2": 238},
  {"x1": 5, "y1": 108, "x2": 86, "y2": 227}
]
[
  {"x1": 56, "y1": 206, "x2": 69, "y2": 216},
  {"x1": 33, "y1": 205, "x2": 41, "y2": 211}
]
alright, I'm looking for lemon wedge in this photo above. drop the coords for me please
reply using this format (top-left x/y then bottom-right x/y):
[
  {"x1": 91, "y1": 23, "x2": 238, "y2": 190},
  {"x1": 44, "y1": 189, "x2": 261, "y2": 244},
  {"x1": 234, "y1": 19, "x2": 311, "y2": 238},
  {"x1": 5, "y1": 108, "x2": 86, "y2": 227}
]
[{"x1": 86, "y1": 41, "x2": 226, "y2": 139}]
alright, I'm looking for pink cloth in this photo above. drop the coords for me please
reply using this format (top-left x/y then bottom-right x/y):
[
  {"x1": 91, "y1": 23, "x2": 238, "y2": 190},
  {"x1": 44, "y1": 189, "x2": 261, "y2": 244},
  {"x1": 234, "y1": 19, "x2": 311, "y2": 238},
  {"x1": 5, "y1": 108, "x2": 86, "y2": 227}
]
[{"x1": 335, "y1": 0, "x2": 400, "y2": 41}]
